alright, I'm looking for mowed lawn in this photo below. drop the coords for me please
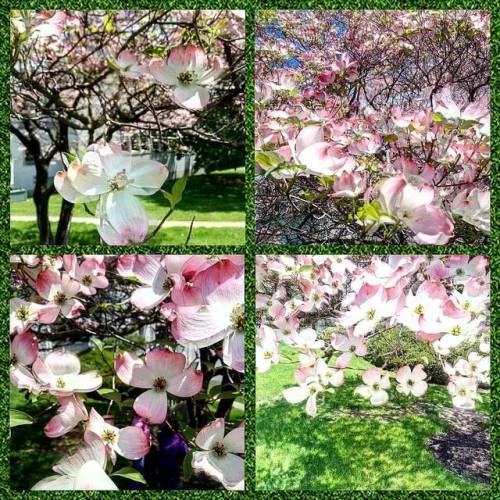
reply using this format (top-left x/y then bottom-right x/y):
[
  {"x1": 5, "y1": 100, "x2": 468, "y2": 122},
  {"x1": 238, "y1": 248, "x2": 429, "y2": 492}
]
[
  {"x1": 256, "y1": 346, "x2": 489, "y2": 491},
  {"x1": 10, "y1": 170, "x2": 245, "y2": 245}
]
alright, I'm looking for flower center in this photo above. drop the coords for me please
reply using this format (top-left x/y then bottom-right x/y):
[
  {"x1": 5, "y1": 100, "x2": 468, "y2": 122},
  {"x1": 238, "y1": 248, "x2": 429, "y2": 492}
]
[
  {"x1": 15, "y1": 305, "x2": 30, "y2": 321},
  {"x1": 308, "y1": 385, "x2": 318, "y2": 395},
  {"x1": 81, "y1": 275, "x2": 93, "y2": 286},
  {"x1": 366, "y1": 308, "x2": 376, "y2": 321},
  {"x1": 10, "y1": 353, "x2": 17, "y2": 365},
  {"x1": 101, "y1": 429, "x2": 117, "y2": 444},
  {"x1": 407, "y1": 379, "x2": 414, "y2": 386},
  {"x1": 463, "y1": 301, "x2": 471, "y2": 310},
  {"x1": 263, "y1": 351, "x2": 273, "y2": 360},
  {"x1": 163, "y1": 276, "x2": 175, "y2": 293},
  {"x1": 231, "y1": 304, "x2": 245, "y2": 332},
  {"x1": 414, "y1": 304, "x2": 424, "y2": 315},
  {"x1": 451, "y1": 325, "x2": 462, "y2": 336},
  {"x1": 212, "y1": 441, "x2": 227, "y2": 457},
  {"x1": 177, "y1": 71, "x2": 194, "y2": 85},
  {"x1": 350, "y1": 345, "x2": 356, "y2": 352},
  {"x1": 153, "y1": 377, "x2": 167, "y2": 392},
  {"x1": 53, "y1": 292, "x2": 67, "y2": 305},
  {"x1": 56, "y1": 377, "x2": 66, "y2": 389},
  {"x1": 456, "y1": 268, "x2": 464, "y2": 276},
  {"x1": 108, "y1": 169, "x2": 130, "y2": 192},
  {"x1": 458, "y1": 388, "x2": 467, "y2": 397},
  {"x1": 373, "y1": 383, "x2": 380, "y2": 391}
]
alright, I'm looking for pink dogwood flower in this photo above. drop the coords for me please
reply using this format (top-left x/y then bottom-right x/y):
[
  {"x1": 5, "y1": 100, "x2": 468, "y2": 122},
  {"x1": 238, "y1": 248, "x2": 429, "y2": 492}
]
[
  {"x1": 114, "y1": 350, "x2": 203, "y2": 424},
  {"x1": 45, "y1": 395, "x2": 89, "y2": 438},
  {"x1": 331, "y1": 172, "x2": 366, "y2": 198},
  {"x1": 192, "y1": 418, "x2": 244, "y2": 490},
  {"x1": 64, "y1": 256, "x2": 109, "y2": 296},
  {"x1": 396, "y1": 365, "x2": 428, "y2": 397},
  {"x1": 35, "y1": 269, "x2": 84, "y2": 319},
  {"x1": 451, "y1": 188, "x2": 490, "y2": 235},
  {"x1": 85, "y1": 408, "x2": 150, "y2": 462},
  {"x1": 283, "y1": 375, "x2": 324, "y2": 417},
  {"x1": 55, "y1": 143, "x2": 168, "y2": 245},
  {"x1": 10, "y1": 298, "x2": 59, "y2": 333},
  {"x1": 33, "y1": 351, "x2": 103, "y2": 396},
  {"x1": 354, "y1": 368, "x2": 391, "y2": 406},
  {"x1": 10, "y1": 331, "x2": 39, "y2": 392},
  {"x1": 150, "y1": 45, "x2": 225, "y2": 110},
  {"x1": 377, "y1": 174, "x2": 453, "y2": 244},
  {"x1": 447, "y1": 376, "x2": 480, "y2": 409},
  {"x1": 170, "y1": 267, "x2": 244, "y2": 348},
  {"x1": 32, "y1": 432, "x2": 117, "y2": 490}
]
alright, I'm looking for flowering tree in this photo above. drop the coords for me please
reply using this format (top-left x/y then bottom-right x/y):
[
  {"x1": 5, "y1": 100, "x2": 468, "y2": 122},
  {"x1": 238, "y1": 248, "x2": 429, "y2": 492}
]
[
  {"x1": 256, "y1": 255, "x2": 490, "y2": 417},
  {"x1": 11, "y1": 10, "x2": 245, "y2": 244},
  {"x1": 10, "y1": 255, "x2": 244, "y2": 490},
  {"x1": 255, "y1": 11, "x2": 490, "y2": 244}
]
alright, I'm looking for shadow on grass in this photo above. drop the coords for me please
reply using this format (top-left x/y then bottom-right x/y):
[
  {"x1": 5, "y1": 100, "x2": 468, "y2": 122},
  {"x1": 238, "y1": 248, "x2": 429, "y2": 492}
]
[
  {"x1": 147, "y1": 173, "x2": 245, "y2": 214},
  {"x1": 256, "y1": 376, "x2": 488, "y2": 491}
]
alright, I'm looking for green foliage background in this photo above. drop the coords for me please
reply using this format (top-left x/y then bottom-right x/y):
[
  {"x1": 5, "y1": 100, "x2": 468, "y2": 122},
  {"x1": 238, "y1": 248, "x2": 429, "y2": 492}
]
[{"x1": 2, "y1": 0, "x2": 498, "y2": 497}]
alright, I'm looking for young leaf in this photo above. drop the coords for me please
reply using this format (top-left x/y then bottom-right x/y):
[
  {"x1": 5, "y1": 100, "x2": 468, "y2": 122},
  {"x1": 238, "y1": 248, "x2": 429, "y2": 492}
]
[
  {"x1": 97, "y1": 388, "x2": 122, "y2": 403},
  {"x1": 172, "y1": 176, "x2": 188, "y2": 202},
  {"x1": 183, "y1": 450, "x2": 194, "y2": 481},
  {"x1": 111, "y1": 467, "x2": 147, "y2": 484},
  {"x1": 10, "y1": 409, "x2": 33, "y2": 427}
]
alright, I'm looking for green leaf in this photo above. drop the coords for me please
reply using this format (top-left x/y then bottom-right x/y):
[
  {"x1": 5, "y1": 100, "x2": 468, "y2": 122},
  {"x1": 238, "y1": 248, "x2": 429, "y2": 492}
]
[
  {"x1": 97, "y1": 388, "x2": 122, "y2": 403},
  {"x1": 172, "y1": 176, "x2": 188, "y2": 202},
  {"x1": 103, "y1": 13, "x2": 115, "y2": 34},
  {"x1": 162, "y1": 177, "x2": 188, "y2": 209},
  {"x1": 298, "y1": 264, "x2": 314, "y2": 273},
  {"x1": 383, "y1": 134, "x2": 398, "y2": 144},
  {"x1": 431, "y1": 112, "x2": 446, "y2": 123},
  {"x1": 91, "y1": 337, "x2": 104, "y2": 351},
  {"x1": 10, "y1": 409, "x2": 33, "y2": 427},
  {"x1": 356, "y1": 201, "x2": 382, "y2": 222},
  {"x1": 111, "y1": 467, "x2": 146, "y2": 484},
  {"x1": 255, "y1": 151, "x2": 281, "y2": 170},
  {"x1": 182, "y1": 450, "x2": 194, "y2": 481}
]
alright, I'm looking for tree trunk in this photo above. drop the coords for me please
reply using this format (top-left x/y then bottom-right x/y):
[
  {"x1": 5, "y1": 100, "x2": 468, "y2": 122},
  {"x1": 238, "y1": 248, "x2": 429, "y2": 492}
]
[
  {"x1": 33, "y1": 160, "x2": 53, "y2": 244},
  {"x1": 55, "y1": 199, "x2": 74, "y2": 244},
  {"x1": 54, "y1": 120, "x2": 73, "y2": 244}
]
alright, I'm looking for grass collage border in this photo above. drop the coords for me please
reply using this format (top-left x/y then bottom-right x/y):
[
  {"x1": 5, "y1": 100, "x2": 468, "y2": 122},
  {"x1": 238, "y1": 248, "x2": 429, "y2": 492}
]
[{"x1": 2, "y1": 1, "x2": 497, "y2": 497}]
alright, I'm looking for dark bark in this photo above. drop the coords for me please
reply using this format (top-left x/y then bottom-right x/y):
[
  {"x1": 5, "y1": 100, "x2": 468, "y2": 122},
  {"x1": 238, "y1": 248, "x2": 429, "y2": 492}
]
[
  {"x1": 33, "y1": 159, "x2": 53, "y2": 244},
  {"x1": 54, "y1": 121, "x2": 74, "y2": 244},
  {"x1": 55, "y1": 199, "x2": 74, "y2": 244}
]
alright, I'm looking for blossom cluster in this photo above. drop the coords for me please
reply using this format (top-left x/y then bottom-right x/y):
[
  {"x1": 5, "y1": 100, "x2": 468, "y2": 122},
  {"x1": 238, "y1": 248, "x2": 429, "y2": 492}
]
[
  {"x1": 256, "y1": 255, "x2": 490, "y2": 416},
  {"x1": 255, "y1": 11, "x2": 490, "y2": 243},
  {"x1": 10, "y1": 255, "x2": 244, "y2": 490}
]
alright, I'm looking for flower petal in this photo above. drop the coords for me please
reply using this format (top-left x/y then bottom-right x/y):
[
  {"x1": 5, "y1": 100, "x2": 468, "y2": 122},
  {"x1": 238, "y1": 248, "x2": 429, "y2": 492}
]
[
  {"x1": 145, "y1": 350, "x2": 186, "y2": 379},
  {"x1": 12, "y1": 332, "x2": 38, "y2": 366},
  {"x1": 74, "y1": 460, "x2": 118, "y2": 490},
  {"x1": 195, "y1": 418, "x2": 225, "y2": 450},
  {"x1": 115, "y1": 426, "x2": 150, "y2": 460},
  {"x1": 222, "y1": 426, "x2": 244, "y2": 454},
  {"x1": 133, "y1": 389, "x2": 167, "y2": 424},
  {"x1": 114, "y1": 352, "x2": 155, "y2": 389},
  {"x1": 174, "y1": 84, "x2": 210, "y2": 110},
  {"x1": 168, "y1": 365, "x2": 203, "y2": 398}
]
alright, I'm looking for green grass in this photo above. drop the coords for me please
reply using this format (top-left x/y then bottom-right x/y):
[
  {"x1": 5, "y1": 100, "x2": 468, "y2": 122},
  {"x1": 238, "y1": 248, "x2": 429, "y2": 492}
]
[
  {"x1": 10, "y1": 171, "x2": 245, "y2": 245},
  {"x1": 256, "y1": 346, "x2": 489, "y2": 491},
  {"x1": 10, "y1": 221, "x2": 244, "y2": 246}
]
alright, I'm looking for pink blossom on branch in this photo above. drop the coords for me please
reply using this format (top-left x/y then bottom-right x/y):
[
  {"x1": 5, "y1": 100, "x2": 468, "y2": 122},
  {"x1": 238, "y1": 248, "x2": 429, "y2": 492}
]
[{"x1": 114, "y1": 350, "x2": 203, "y2": 424}]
